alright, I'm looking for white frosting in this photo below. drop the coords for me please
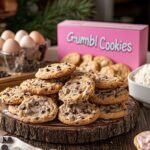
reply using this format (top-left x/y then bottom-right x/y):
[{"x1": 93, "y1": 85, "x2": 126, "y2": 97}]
[{"x1": 134, "y1": 64, "x2": 150, "y2": 87}]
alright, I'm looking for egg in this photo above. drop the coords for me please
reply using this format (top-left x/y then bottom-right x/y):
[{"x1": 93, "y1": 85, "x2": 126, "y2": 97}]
[
  {"x1": 15, "y1": 30, "x2": 28, "y2": 42},
  {"x1": 0, "y1": 37, "x2": 5, "y2": 49},
  {"x1": 2, "y1": 39, "x2": 21, "y2": 54},
  {"x1": 1, "y1": 30, "x2": 15, "y2": 40},
  {"x1": 20, "y1": 35, "x2": 36, "y2": 48},
  {"x1": 29, "y1": 31, "x2": 45, "y2": 44}
]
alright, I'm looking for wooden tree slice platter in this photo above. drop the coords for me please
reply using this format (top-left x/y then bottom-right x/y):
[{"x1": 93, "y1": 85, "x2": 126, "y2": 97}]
[{"x1": 0, "y1": 97, "x2": 139, "y2": 144}]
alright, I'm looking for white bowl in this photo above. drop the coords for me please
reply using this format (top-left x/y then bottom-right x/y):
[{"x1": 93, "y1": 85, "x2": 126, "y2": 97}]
[{"x1": 128, "y1": 65, "x2": 150, "y2": 108}]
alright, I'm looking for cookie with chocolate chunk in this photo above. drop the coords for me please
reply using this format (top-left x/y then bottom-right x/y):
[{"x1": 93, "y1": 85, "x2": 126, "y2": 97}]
[
  {"x1": 99, "y1": 103, "x2": 127, "y2": 119},
  {"x1": 0, "y1": 86, "x2": 30, "y2": 105},
  {"x1": 20, "y1": 78, "x2": 63, "y2": 95},
  {"x1": 17, "y1": 95, "x2": 58, "y2": 123},
  {"x1": 59, "y1": 76, "x2": 95, "y2": 104},
  {"x1": 58, "y1": 102, "x2": 99, "y2": 125},
  {"x1": 79, "y1": 61, "x2": 100, "y2": 72},
  {"x1": 93, "y1": 56, "x2": 113, "y2": 68},
  {"x1": 91, "y1": 87, "x2": 128, "y2": 105},
  {"x1": 61, "y1": 52, "x2": 81, "y2": 66},
  {"x1": 95, "y1": 73, "x2": 124, "y2": 89},
  {"x1": 35, "y1": 62, "x2": 76, "y2": 79},
  {"x1": 100, "y1": 66, "x2": 115, "y2": 77}
]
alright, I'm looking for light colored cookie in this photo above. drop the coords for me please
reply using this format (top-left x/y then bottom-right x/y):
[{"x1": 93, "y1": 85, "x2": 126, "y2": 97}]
[
  {"x1": 0, "y1": 86, "x2": 30, "y2": 105},
  {"x1": 79, "y1": 61, "x2": 100, "y2": 72},
  {"x1": 35, "y1": 62, "x2": 76, "y2": 79},
  {"x1": 99, "y1": 103, "x2": 127, "y2": 119},
  {"x1": 112, "y1": 63, "x2": 131, "y2": 79},
  {"x1": 100, "y1": 66, "x2": 115, "y2": 77},
  {"x1": 93, "y1": 56, "x2": 113, "y2": 68},
  {"x1": 61, "y1": 52, "x2": 81, "y2": 66},
  {"x1": 91, "y1": 87, "x2": 128, "y2": 105},
  {"x1": 17, "y1": 95, "x2": 58, "y2": 123},
  {"x1": 59, "y1": 76, "x2": 95, "y2": 104},
  {"x1": 8, "y1": 105, "x2": 19, "y2": 115},
  {"x1": 71, "y1": 67, "x2": 96, "y2": 80},
  {"x1": 82, "y1": 54, "x2": 93, "y2": 62},
  {"x1": 58, "y1": 102, "x2": 100, "y2": 125},
  {"x1": 95, "y1": 73, "x2": 124, "y2": 89},
  {"x1": 134, "y1": 131, "x2": 150, "y2": 150},
  {"x1": 20, "y1": 78, "x2": 63, "y2": 95}
]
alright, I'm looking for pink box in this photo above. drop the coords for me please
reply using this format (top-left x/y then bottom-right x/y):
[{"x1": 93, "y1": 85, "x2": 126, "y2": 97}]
[{"x1": 57, "y1": 20, "x2": 149, "y2": 69}]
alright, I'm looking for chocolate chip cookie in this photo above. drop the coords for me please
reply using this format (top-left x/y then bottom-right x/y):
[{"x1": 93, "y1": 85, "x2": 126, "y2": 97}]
[
  {"x1": 20, "y1": 78, "x2": 63, "y2": 95},
  {"x1": 99, "y1": 103, "x2": 127, "y2": 119},
  {"x1": 59, "y1": 76, "x2": 95, "y2": 104},
  {"x1": 61, "y1": 52, "x2": 81, "y2": 66},
  {"x1": 93, "y1": 56, "x2": 113, "y2": 68},
  {"x1": 91, "y1": 87, "x2": 128, "y2": 105},
  {"x1": 35, "y1": 62, "x2": 76, "y2": 79},
  {"x1": 82, "y1": 54, "x2": 93, "y2": 62},
  {"x1": 79, "y1": 61, "x2": 100, "y2": 72},
  {"x1": 95, "y1": 73, "x2": 124, "y2": 89},
  {"x1": 17, "y1": 95, "x2": 58, "y2": 123},
  {"x1": 58, "y1": 102, "x2": 99, "y2": 125},
  {"x1": 0, "y1": 86, "x2": 30, "y2": 105}
]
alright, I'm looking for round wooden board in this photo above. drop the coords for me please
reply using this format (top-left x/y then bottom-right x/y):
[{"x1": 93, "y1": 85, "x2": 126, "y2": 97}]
[{"x1": 0, "y1": 97, "x2": 139, "y2": 144}]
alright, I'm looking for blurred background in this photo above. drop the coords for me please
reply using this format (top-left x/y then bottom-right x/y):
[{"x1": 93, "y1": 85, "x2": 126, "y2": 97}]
[{"x1": 0, "y1": 0, "x2": 149, "y2": 47}]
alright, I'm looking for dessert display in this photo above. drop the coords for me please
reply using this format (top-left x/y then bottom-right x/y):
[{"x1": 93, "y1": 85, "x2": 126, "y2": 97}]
[
  {"x1": 134, "y1": 131, "x2": 150, "y2": 150},
  {"x1": 0, "y1": 29, "x2": 49, "y2": 73},
  {"x1": 0, "y1": 52, "x2": 139, "y2": 144}
]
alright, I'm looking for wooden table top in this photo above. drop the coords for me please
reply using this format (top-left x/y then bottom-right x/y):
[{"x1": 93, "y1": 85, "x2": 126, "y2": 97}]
[{"x1": 0, "y1": 103, "x2": 149, "y2": 150}]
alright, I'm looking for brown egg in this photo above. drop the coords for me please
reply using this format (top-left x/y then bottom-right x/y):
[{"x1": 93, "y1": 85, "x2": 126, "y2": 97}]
[
  {"x1": 2, "y1": 39, "x2": 21, "y2": 54},
  {"x1": 0, "y1": 37, "x2": 5, "y2": 49},
  {"x1": 29, "y1": 31, "x2": 45, "y2": 44},
  {"x1": 1, "y1": 30, "x2": 15, "y2": 40},
  {"x1": 15, "y1": 30, "x2": 28, "y2": 42},
  {"x1": 20, "y1": 35, "x2": 36, "y2": 48}
]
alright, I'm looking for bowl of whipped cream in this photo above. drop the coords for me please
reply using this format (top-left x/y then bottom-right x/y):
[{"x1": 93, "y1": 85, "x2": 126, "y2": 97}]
[{"x1": 128, "y1": 64, "x2": 150, "y2": 108}]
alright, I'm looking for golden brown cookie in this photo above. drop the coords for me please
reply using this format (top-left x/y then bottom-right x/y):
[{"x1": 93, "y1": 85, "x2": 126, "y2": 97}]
[
  {"x1": 100, "y1": 66, "x2": 115, "y2": 77},
  {"x1": 82, "y1": 54, "x2": 93, "y2": 62},
  {"x1": 99, "y1": 103, "x2": 127, "y2": 119},
  {"x1": 91, "y1": 87, "x2": 128, "y2": 105},
  {"x1": 95, "y1": 73, "x2": 124, "y2": 89},
  {"x1": 79, "y1": 61, "x2": 100, "y2": 72},
  {"x1": 17, "y1": 95, "x2": 58, "y2": 123},
  {"x1": 20, "y1": 78, "x2": 63, "y2": 95},
  {"x1": 58, "y1": 102, "x2": 99, "y2": 125},
  {"x1": 61, "y1": 52, "x2": 81, "y2": 66},
  {"x1": 93, "y1": 56, "x2": 113, "y2": 68},
  {"x1": 35, "y1": 62, "x2": 76, "y2": 79},
  {"x1": 134, "y1": 131, "x2": 150, "y2": 150},
  {"x1": 59, "y1": 76, "x2": 95, "y2": 104},
  {"x1": 0, "y1": 86, "x2": 30, "y2": 105}
]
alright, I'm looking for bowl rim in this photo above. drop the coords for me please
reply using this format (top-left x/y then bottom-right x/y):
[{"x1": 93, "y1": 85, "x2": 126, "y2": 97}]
[{"x1": 128, "y1": 64, "x2": 150, "y2": 89}]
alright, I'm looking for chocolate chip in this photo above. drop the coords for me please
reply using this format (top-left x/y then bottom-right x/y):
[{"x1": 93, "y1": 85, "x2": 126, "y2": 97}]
[
  {"x1": 2, "y1": 137, "x2": 7, "y2": 143},
  {"x1": 57, "y1": 66, "x2": 61, "y2": 71},
  {"x1": 34, "y1": 102, "x2": 39, "y2": 106},
  {"x1": 46, "y1": 68, "x2": 50, "y2": 72},
  {"x1": 47, "y1": 108, "x2": 50, "y2": 112},
  {"x1": 26, "y1": 110, "x2": 33, "y2": 115},
  {"x1": 7, "y1": 137, "x2": 13, "y2": 143},
  {"x1": 79, "y1": 90, "x2": 83, "y2": 94},
  {"x1": 1, "y1": 144, "x2": 8, "y2": 150},
  {"x1": 41, "y1": 110, "x2": 45, "y2": 114},
  {"x1": 87, "y1": 82, "x2": 91, "y2": 85},
  {"x1": 20, "y1": 105, "x2": 26, "y2": 110},
  {"x1": 65, "y1": 112, "x2": 69, "y2": 115},
  {"x1": 35, "y1": 117, "x2": 39, "y2": 120}
]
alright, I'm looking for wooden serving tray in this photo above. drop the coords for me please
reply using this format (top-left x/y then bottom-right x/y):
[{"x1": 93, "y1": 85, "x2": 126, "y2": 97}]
[
  {"x1": 0, "y1": 72, "x2": 35, "y2": 91},
  {"x1": 0, "y1": 97, "x2": 139, "y2": 144}
]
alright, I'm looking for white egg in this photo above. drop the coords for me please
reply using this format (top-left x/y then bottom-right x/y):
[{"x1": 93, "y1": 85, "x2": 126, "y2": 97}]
[
  {"x1": 0, "y1": 37, "x2": 5, "y2": 49},
  {"x1": 15, "y1": 30, "x2": 28, "y2": 42},
  {"x1": 29, "y1": 31, "x2": 45, "y2": 44},
  {"x1": 20, "y1": 35, "x2": 36, "y2": 48},
  {"x1": 1, "y1": 30, "x2": 15, "y2": 40},
  {"x1": 2, "y1": 39, "x2": 21, "y2": 54}
]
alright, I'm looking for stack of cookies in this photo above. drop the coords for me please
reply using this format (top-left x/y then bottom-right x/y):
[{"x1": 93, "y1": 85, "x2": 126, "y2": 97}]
[{"x1": 0, "y1": 52, "x2": 131, "y2": 126}]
